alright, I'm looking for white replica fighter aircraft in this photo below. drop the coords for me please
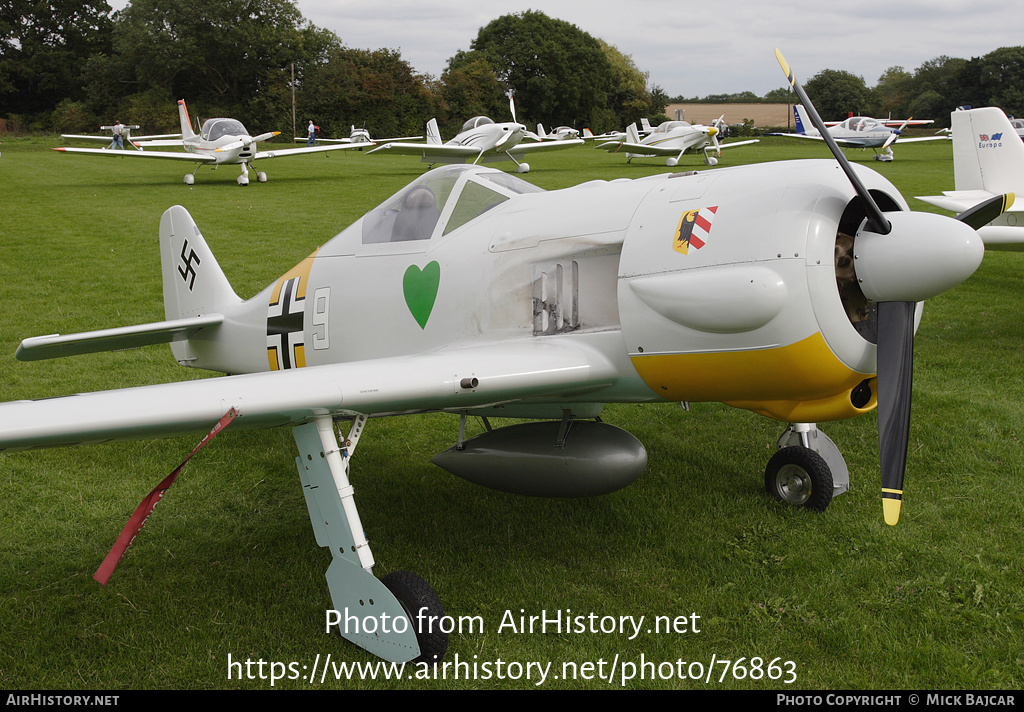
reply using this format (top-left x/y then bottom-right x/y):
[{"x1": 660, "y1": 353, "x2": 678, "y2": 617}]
[
  {"x1": 774, "y1": 104, "x2": 946, "y2": 162},
  {"x1": 61, "y1": 124, "x2": 181, "y2": 151},
  {"x1": 916, "y1": 106, "x2": 1024, "y2": 250},
  {"x1": 596, "y1": 118, "x2": 758, "y2": 167},
  {"x1": 367, "y1": 95, "x2": 583, "y2": 173},
  {"x1": 1, "y1": 51, "x2": 1008, "y2": 664},
  {"x1": 54, "y1": 100, "x2": 374, "y2": 185}
]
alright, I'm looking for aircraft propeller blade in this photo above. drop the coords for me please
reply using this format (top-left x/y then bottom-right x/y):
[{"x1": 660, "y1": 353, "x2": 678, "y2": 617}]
[
  {"x1": 875, "y1": 300, "x2": 915, "y2": 525},
  {"x1": 954, "y1": 193, "x2": 1016, "y2": 229},
  {"x1": 508, "y1": 90, "x2": 517, "y2": 124},
  {"x1": 776, "y1": 49, "x2": 991, "y2": 526},
  {"x1": 252, "y1": 131, "x2": 280, "y2": 143},
  {"x1": 776, "y1": 49, "x2": 891, "y2": 236},
  {"x1": 883, "y1": 131, "x2": 899, "y2": 149}
]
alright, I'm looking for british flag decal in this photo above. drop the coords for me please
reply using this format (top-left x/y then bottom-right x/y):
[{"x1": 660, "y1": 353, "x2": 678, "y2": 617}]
[{"x1": 673, "y1": 206, "x2": 718, "y2": 255}]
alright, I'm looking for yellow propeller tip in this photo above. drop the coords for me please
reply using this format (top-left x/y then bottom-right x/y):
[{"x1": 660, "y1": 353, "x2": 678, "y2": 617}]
[
  {"x1": 774, "y1": 49, "x2": 794, "y2": 85},
  {"x1": 883, "y1": 498, "x2": 902, "y2": 526}
]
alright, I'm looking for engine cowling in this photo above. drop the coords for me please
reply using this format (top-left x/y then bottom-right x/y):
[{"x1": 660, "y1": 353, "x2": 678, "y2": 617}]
[{"x1": 616, "y1": 160, "x2": 903, "y2": 422}]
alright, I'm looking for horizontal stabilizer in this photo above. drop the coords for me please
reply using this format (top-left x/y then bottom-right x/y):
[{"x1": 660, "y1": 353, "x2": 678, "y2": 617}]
[{"x1": 16, "y1": 315, "x2": 224, "y2": 362}]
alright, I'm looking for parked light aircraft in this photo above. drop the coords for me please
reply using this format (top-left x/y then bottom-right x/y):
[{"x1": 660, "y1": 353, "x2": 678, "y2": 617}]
[
  {"x1": 61, "y1": 124, "x2": 181, "y2": 151},
  {"x1": 366, "y1": 95, "x2": 583, "y2": 173},
  {"x1": 596, "y1": 119, "x2": 758, "y2": 166},
  {"x1": 295, "y1": 124, "x2": 423, "y2": 145},
  {"x1": 1, "y1": 52, "x2": 1007, "y2": 664},
  {"x1": 916, "y1": 106, "x2": 1024, "y2": 250},
  {"x1": 773, "y1": 104, "x2": 946, "y2": 161},
  {"x1": 54, "y1": 100, "x2": 374, "y2": 185},
  {"x1": 823, "y1": 114, "x2": 934, "y2": 129},
  {"x1": 534, "y1": 123, "x2": 581, "y2": 141}
]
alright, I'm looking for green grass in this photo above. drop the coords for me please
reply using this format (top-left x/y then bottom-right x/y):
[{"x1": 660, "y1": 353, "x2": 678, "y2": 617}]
[{"x1": 0, "y1": 134, "x2": 1022, "y2": 690}]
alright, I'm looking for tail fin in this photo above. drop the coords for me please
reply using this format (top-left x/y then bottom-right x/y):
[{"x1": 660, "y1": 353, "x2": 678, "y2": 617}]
[
  {"x1": 951, "y1": 107, "x2": 1024, "y2": 194},
  {"x1": 626, "y1": 122, "x2": 642, "y2": 144},
  {"x1": 426, "y1": 118, "x2": 442, "y2": 145},
  {"x1": 640, "y1": 118, "x2": 653, "y2": 133},
  {"x1": 160, "y1": 206, "x2": 240, "y2": 323},
  {"x1": 793, "y1": 104, "x2": 815, "y2": 135},
  {"x1": 537, "y1": 123, "x2": 546, "y2": 137},
  {"x1": 178, "y1": 100, "x2": 197, "y2": 140}
]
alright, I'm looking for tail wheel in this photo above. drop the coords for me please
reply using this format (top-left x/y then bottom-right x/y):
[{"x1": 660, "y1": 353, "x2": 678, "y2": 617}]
[
  {"x1": 381, "y1": 571, "x2": 448, "y2": 664},
  {"x1": 765, "y1": 446, "x2": 833, "y2": 511}
]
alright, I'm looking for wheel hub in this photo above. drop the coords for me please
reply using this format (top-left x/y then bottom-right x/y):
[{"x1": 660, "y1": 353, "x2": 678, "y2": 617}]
[{"x1": 775, "y1": 464, "x2": 812, "y2": 504}]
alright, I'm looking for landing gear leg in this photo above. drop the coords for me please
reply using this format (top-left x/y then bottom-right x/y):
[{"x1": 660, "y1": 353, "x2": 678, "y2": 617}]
[
  {"x1": 294, "y1": 415, "x2": 446, "y2": 663},
  {"x1": 764, "y1": 423, "x2": 850, "y2": 511}
]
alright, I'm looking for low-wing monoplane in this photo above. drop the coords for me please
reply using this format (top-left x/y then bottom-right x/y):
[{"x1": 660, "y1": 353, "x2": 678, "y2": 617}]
[
  {"x1": 772, "y1": 104, "x2": 946, "y2": 162},
  {"x1": 596, "y1": 119, "x2": 759, "y2": 167},
  {"x1": 2, "y1": 52, "x2": 1007, "y2": 665},
  {"x1": 366, "y1": 95, "x2": 583, "y2": 173},
  {"x1": 916, "y1": 106, "x2": 1024, "y2": 249},
  {"x1": 295, "y1": 124, "x2": 423, "y2": 145},
  {"x1": 55, "y1": 100, "x2": 375, "y2": 185},
  {"x1": 534, "y1": 123, "x2": 581, "y2": 141}
]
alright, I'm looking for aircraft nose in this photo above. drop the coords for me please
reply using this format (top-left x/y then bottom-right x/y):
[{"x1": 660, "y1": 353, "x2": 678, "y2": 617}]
[
  {"x1": 853, "y1": 211, "x2": 983, "y2": 303},
  {"x1": 707, "y1": 126, "x2": 718, "y2": 138}
]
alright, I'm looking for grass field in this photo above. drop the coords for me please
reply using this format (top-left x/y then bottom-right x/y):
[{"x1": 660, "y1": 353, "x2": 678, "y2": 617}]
[{"x1": 0, "y1": 134, "x2": 1021, "y2": 690}]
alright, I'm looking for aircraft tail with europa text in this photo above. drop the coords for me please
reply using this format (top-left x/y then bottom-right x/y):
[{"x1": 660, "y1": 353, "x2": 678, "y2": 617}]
[{"x1": 916, "y1": 107, "x2": 1024, "y2": 250}]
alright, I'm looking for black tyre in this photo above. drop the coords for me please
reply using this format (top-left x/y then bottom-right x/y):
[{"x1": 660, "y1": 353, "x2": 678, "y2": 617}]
[
  {"x1": 764, "y1": 446, "x2": 833, "y2": 512},
  {"x1": 381, "y1": 570, "x2": 448, "y2": 664}
]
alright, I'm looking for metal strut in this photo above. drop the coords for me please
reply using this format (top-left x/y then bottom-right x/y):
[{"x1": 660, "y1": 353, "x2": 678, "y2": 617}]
[{"x1": 293, "y1": 414, "x2": 421, "y2": 662}]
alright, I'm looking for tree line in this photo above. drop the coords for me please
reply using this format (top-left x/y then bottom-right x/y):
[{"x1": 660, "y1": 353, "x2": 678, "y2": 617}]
[
  {"x1": 672, "y1": 48, "x2": 1024, "y2": 128},
  {"x1": 0, "y1": 1, "x2": 666, "y2": 137},
  {"x1": 3, "y1": 1, "x2": 1021, "y2": 135}
]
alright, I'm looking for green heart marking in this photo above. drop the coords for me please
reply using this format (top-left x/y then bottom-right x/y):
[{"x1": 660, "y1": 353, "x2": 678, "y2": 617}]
[{"x1": 403, "y1": 261, "x2": 441, "y2": 329}]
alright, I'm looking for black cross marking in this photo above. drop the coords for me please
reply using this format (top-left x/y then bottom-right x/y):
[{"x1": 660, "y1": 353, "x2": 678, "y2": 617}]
[
  {"x1": 266, "y1": 277, "x2": 304, "y2": 369},
  {"x1": 178, "y1": 240, "x2": 201, "y2": 291}
]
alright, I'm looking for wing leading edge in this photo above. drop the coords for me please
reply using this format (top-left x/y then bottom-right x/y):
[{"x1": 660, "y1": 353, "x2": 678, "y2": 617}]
[{"x1": 0, "y1": 340, "x2": 618, "y2": 452}]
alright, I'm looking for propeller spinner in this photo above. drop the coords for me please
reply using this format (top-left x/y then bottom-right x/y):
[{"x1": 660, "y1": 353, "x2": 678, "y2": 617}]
[{"x1": 776, "y1": 49, "x2": 1000, "y2": 525}]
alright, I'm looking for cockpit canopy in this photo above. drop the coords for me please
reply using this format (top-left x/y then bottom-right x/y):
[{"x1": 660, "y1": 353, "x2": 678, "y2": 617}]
[
  {"x1": 200, "y1": 118, "x2": 249, "y2": 142},
  {"x1": 841, "y1": 117, "x2": 884, "y2": 132},
  {"x1": 361, "y1": 164, "x2": 543, "y2": 244},
  {"x1": 653, "y1": 121, "x2": 692, "y2": 133},
  {"x1": 461, "y1": 116, "x2": 495, "y2": 132}
]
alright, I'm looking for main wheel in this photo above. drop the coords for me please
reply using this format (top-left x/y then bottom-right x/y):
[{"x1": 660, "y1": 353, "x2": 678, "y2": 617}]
[
  {"x1": 382, "y1": 570, "x2": 448, "y2": 664},
  {"x1": 765, "y1": 446, "x2": 833, "y2": 511}
]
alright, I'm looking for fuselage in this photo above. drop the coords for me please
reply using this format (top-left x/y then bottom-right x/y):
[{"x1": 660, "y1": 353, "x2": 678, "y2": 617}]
[
  {"x1": 447, "y1": 116, "x2": 527, "y2": 155},
  {"x1": 180, "y1": 160, "x2": 900, "y2": 423}
]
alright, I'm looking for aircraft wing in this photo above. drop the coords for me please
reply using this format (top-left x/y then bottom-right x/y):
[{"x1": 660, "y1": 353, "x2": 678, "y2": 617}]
[
  {"x1": 894, "y1": 136, "x2": 950, "y2": 144},
  {"x1": 52, "y1": 147, "x2": 215, "y2": 163},
  {"x1": 253, "y1": 142, "x2": 374, "y2": 159},
  {"x1": 507, "y1": 138, "x2": 585, "y2": 155},
  {"x1": 61, "y1": 133, "x2": 181, "y2": 144},
  {"x1": 0, "y1": 339, "x2": 617, "y2": 452},
  {"x1": 715, "y1": 139, "x2": 760, "y2": 150},
  {"x1": 596, "y1": 141, "x2": 678, "y2": 156},
  {"x1": 770, "y1": 133, "x2": 873, "y2": 147},
  {"x1": 366, "y1": 142, "x2": 479, "y2": 160}
]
